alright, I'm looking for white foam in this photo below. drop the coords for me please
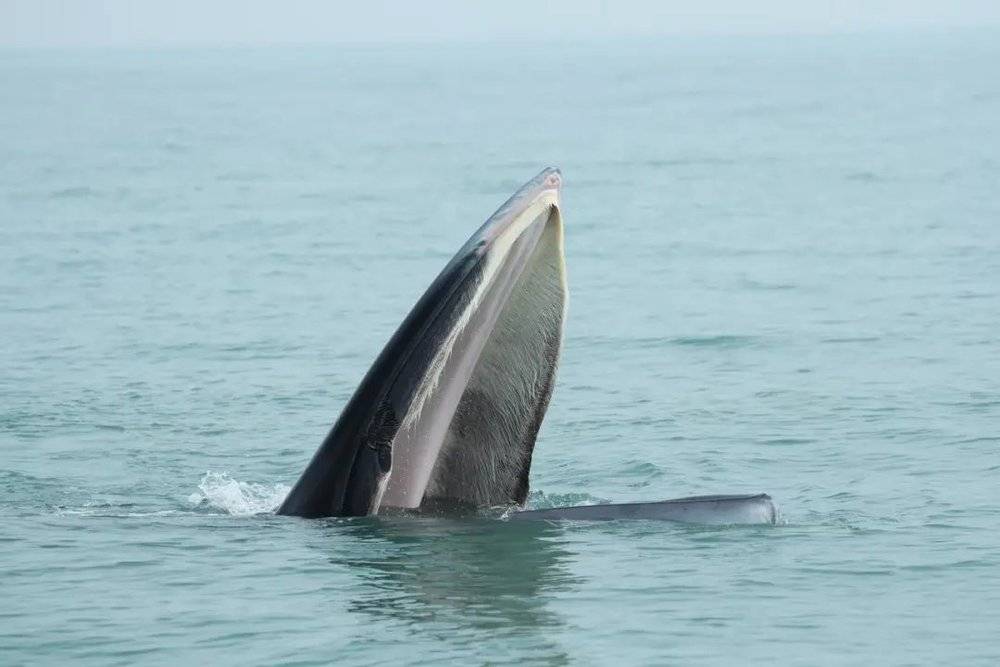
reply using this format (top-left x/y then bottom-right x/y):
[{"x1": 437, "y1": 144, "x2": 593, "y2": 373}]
[{"x1": 189, "y1": 471, "x2": 290, "y2": 516}]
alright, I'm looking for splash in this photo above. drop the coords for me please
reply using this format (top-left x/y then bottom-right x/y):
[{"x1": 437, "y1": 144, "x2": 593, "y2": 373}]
[{"x1": 188, "y1": 472, "x2": 290, "y2": 516}]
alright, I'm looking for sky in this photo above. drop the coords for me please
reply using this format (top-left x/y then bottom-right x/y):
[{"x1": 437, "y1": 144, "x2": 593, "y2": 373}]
[{"x1": 2, "y1": 0, "x2": 999, "y2": 47}]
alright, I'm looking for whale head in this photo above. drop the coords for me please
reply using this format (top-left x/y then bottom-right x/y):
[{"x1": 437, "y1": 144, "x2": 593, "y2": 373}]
[{"x1": 278, "y1": 168, "x2": 567, "y2": 518}]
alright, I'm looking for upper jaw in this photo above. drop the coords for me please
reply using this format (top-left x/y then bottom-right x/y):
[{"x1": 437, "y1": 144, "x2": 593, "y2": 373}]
[{"x1": 473, "y1": 168, "x2": 562, "y2": 254}]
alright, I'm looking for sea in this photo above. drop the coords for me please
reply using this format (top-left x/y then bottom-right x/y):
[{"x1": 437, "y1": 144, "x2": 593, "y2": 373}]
[{"x1": 2, "y1": 29, "x2": 999, "y2": 665}]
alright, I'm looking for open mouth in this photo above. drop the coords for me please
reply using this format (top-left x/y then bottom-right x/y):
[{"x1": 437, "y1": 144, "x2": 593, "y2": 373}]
[{"x1": 278, "y1": 168, "x2": 567, "y2": 518}]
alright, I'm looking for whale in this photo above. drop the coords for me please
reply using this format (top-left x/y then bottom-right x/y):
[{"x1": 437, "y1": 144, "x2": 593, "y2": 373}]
[{"x1": 278, "y1": 168, "x2": 775, "y2": 525}]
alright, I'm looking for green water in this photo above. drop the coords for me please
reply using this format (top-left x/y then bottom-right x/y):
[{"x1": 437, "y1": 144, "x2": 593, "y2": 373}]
[{"x1": 2, "y1": 31, "x2": 1000, "y2": 664}]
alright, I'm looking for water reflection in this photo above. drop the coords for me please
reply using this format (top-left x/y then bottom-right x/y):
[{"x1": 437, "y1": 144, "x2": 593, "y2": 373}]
[{"x1": 317, "y1": 517, "x2": 580, "y2": 660}]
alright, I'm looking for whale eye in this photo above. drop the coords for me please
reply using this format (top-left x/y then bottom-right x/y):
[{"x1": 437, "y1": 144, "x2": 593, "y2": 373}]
[
  {"x1": 376, "y1": 441, "x2": 391, "y2": 473},
  {"x1": 368, "y1": 402, "x2": 398, "y2": 474}
]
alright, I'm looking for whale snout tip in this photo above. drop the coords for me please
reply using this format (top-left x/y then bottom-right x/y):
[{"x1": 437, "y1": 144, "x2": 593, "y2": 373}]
[{"x1": 540, "y1": 167, "x2": 562, "y2": 193}]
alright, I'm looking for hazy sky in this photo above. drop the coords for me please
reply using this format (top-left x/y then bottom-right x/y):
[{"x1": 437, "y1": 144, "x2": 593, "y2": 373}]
[{"x1": 3, "y1": 0, "x2": 999, "y2": 47}]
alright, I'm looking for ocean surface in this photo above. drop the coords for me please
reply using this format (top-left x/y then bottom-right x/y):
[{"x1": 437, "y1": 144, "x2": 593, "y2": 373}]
[{"x1": 2, "y1": 31, "x2": 999, "y2": 665}]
